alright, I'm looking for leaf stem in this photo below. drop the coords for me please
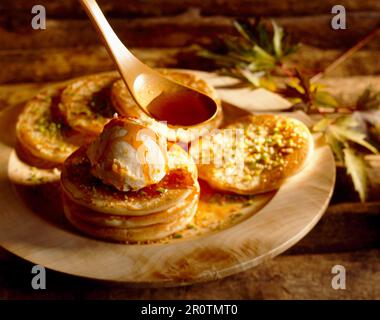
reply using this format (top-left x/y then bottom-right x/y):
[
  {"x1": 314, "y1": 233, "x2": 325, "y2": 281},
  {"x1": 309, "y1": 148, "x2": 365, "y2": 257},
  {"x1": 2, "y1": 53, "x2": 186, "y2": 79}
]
[
  {"x1": 278, "y1": 63, "x2": 295, "y2": 78},
  {"x1": 311, "y1": 26, "x2": 380, "y2": 83}
]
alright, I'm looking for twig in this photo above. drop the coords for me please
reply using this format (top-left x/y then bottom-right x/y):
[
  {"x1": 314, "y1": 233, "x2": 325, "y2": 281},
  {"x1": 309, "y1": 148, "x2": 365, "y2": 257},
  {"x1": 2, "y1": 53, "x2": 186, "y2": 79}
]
[
  {"x1": 311, "y1": 26, "x2": 380, "y2": 83},
  {"x1": 278, "y1": 63, "x2": 296, "y2": 78}
]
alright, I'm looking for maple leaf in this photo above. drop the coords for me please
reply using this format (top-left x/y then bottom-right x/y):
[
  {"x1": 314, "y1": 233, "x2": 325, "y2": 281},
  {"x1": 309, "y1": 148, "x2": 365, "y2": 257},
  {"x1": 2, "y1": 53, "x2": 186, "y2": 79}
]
[
  {"x1": 197, "y1": 18, "x2": 299, "y2": 88},
  {"x1": 356, "y1": 86, "x2": 380, "y2": 111},
  {"x1": 278, "y1": 70, "x2": 338, "y2": 113},
  {"x1": 313, "y1": 114, "x2": 378, "y2": 202},
  {"x1": 343, "y1": 148, "x2": 367, "y2": 202}
]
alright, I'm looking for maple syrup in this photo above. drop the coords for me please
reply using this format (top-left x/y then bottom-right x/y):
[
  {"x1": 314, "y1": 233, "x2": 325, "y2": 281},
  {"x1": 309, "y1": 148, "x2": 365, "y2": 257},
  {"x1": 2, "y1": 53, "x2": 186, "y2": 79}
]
[{"x1": 147, "y1": 90, "x2": 216, "y2": 126}]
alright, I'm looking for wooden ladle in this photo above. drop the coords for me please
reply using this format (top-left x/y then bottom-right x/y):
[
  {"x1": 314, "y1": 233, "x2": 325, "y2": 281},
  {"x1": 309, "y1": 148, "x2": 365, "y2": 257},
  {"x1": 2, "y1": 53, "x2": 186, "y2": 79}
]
[{"x1": 79, "y1": 0, "x2": 218, "y2": 127}]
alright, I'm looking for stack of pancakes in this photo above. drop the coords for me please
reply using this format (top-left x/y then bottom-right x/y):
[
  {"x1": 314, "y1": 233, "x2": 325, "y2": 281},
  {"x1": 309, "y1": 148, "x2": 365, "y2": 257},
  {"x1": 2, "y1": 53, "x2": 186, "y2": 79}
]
[
  {"x1": 61, "y1": 144, "x2": 200, "y2": 243},
  {"x1": 15, "y1": 69, "x2": 219, "y2": 243}
]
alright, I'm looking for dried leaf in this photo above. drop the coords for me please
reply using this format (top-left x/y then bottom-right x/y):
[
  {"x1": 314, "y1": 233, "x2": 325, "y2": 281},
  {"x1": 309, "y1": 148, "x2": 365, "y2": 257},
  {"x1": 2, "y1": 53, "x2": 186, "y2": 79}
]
[
  {"x1": 326, "y1": 132, "x2": 344, "y2": 162},
  {"x1": 315, "y1": 91, "x2": 338, "y2": 108},
  {"x1": 278, "y1": 70, "x2": 338, "y2": 112},
  {"x1": 343, "y1": 148, "x2": 367, "y2": 202},
  {"x1": 272, "y1": 20, "x2": 284, "y2": 59},
  {"x1": 197, "y1": 50, "x2": 237, "y2": 67},
  {"x1": 356, "y1": 87, "x2": 371, "y2": 110},
  {"x1": 356, "y1": 86, "x2": 380, "y2": 111},
  {"x1": 313, "y1": 118, "x2": 333, "y2": 132},
  {"x1": 252, "y1": 45, "x2": 276, "y2": 66},
  {"x1": 334, "y1": 115, "x2": 358, "y2": 127},
  {"x1": 368, "y1": 121, "x2": 380, "y2": 142},
  {"x1": 197, "y1": 18, "x2": 299, "y2": 86},
  {"x1": 233, "y1": 19, "x2": 255, "y2": 43},
  {"x1": 239, "y1": 68, "x2": 266, "y2": 87},
  {"x1": 330, "y1": 125, "x2": 378, "y2": 154}
]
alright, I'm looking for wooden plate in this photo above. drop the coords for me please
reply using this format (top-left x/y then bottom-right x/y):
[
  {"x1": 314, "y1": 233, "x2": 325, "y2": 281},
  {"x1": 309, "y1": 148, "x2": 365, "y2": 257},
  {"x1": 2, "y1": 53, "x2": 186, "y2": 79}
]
[{"x1": 0, "y1": 72, "x2": 335, "y2": 286}]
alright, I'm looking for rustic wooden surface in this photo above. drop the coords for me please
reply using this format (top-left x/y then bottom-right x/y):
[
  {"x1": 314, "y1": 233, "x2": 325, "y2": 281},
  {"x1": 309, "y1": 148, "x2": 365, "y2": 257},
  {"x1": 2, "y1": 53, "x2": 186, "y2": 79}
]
[
  {"x1": 0, "y1": 247, "x2": 379, "y2": 299},
  {"x1": 1, "y1": 0, "x2": 380, "y2": 83},
  {"x1": 6, "y1": 0, "x2": 380, "y2": 17},
  {"x1": 2, "y1": 12, "x2": 380, "y2": 49},
  {"x1": 0, "y1": 0, "x2": 379, "y2": 299},
  {"x1": 2, "y1": 45, "x2": 380, "y2": 84}
]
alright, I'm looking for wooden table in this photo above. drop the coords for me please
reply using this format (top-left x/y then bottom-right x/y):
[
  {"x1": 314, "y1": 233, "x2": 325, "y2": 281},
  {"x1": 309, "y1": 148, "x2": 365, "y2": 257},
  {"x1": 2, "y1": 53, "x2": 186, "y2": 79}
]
[{"x1": 1, "y1": 248, "x2": 379, "y2": 299}]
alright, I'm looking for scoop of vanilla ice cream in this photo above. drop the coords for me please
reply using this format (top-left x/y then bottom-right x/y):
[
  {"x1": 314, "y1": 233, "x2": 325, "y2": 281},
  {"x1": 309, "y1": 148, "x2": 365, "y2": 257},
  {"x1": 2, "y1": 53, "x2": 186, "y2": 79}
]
[{"x1": 86, "y1": 118, "x2": 168, "y2": 191}]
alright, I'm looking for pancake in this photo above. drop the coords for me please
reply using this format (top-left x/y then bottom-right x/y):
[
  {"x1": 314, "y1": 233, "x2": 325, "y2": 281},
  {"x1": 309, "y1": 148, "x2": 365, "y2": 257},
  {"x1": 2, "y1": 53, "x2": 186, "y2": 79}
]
[
  {"x1": 62, "y1": 188, "x2": 198, "y2": 229},
  {"x1": 16, "y1": 85, "x2": 92, "y2": 168},
  {"x1": 58, "y1": 72, "x2": 120, "y2": 137},
  {"x1": 63, "y1": 192, "x2": 198, "y2": 243},
  {"x1": 190, "y1": 114, "x2": 314, "y2": 195},
  {"x1": 61, "y1": 143, "x2": 199, "y2": 215},
  {"x1": 111, "y1": 69, "x2": 223, "y2": 142}
]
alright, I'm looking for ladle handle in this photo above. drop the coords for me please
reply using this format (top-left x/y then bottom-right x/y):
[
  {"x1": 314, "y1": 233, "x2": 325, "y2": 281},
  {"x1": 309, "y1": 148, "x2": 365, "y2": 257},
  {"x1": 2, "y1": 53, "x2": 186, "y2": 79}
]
[{"x1": 79, "y1": 0, "x2": 143, "y2": 83}]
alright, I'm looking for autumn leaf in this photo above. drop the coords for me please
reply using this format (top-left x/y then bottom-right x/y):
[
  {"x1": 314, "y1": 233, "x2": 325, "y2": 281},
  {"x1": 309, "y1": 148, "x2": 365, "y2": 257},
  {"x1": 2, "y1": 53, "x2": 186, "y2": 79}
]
[
  {"x1": 272, "y1": 20, "x2": 284, "y2": 59},
  {"x1": 279, "y1": 70, "x2": 338, "y2": 112},
  {"x1": 315, "y1": 91, "x2": 339, "y2": 108},
  {"x1": 312, "y1": 117, "x2": 333, "y2": 132},
  {"x1": 326, "y1": 131, "x2": 344, "y2": 162},
  {"x1": 313, "y1": 114, "x2": 378, "y2": 202},
  {"x1": 356, "y1": 86, "x2": 380, "y2": 111},
  {"x1": 330, "y1": 124, "x2": 378, "y2": 154},
  {"x1": 343, "y1": 148, "x2": 367, "y2": 202},
  {"x1": 239, "y1": 68, "x2": 266, "y2": 87},
  {"x1": 197, "y1": 18, "x2": 299, "y2": 88}
]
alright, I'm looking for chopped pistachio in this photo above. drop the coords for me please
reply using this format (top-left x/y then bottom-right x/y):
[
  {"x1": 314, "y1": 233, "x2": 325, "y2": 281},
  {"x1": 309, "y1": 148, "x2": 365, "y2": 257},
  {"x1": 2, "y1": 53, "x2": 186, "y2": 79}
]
[{"x1": 156, "y1": 187, "x2": 167, "y2": 194}]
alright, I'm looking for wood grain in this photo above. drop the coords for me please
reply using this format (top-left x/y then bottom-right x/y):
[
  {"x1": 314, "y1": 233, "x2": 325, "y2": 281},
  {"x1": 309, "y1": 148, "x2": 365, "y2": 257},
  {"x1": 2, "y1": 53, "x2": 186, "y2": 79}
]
[
  {"x1": 2, "y1": 12, "x2": 380, "y2": 50},
  {"x1": 5, "y1": 0, "x2": 380, "y2": 18},
  {"x1": 321, "y1": 76, "x2": 380, "y2": 103},
  {"x1": 0, "y1": 249, "x2": 379, "y2": 299},
  {"x1": 290, "y1": 202, "x2": 380, "y2": 253},
  {"x1": 0, "y1": 72, "x2": 335, "y2": 286},
  {"x1": 1, "y1": 45, "x2": 380, "y2": 84},
  {"x1": 0, "y1": 47, "x2": 174, "y2": 84}
]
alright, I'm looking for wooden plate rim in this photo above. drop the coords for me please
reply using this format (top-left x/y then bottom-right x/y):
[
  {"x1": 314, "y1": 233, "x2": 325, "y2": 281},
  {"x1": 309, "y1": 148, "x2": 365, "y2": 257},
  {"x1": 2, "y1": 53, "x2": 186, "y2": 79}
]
[{"x1": 0, "y1": 71, "x2": 336, "y2": 287}]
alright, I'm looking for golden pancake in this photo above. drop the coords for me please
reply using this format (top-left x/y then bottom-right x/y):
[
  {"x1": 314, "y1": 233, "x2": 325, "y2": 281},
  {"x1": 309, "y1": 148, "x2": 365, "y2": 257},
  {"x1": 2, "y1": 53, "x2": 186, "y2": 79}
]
[
  {"x1": 58, "y1": 72, "x2": 120, "y2": 137},
  {"x1": 61, "y1": 144, "x2": 199, "y2": 215},
  {"x1": 16, "y1": 85, "x2": 92, "y2": 168},
  {"x1": 111, "y1": 69, "x2": 223, "y2": 142},
  {"x1": 62, "y1": 188, "x2": 198, "y2": 229},
  {"x1": 63, "y1": 189, "x2": 198, "y2": 243},
  {"x1": 190, "y1": 114, "x2": 314, "y2": 195}
]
